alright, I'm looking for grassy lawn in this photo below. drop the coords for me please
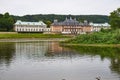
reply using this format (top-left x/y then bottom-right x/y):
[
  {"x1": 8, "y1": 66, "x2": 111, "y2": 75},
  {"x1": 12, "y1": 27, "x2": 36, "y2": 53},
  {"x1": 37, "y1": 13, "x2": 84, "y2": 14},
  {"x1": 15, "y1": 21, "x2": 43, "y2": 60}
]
[{"x1": 0, "y1": 33, "x2": 72, "y2": 39}]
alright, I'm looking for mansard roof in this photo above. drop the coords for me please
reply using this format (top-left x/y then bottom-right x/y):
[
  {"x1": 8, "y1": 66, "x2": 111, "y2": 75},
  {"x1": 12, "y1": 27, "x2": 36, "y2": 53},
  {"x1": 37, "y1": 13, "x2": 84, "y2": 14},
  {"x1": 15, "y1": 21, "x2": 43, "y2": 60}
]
[
  {"x1": 52, "y1": 17, "x2": 89, "y2": 26},
  {"x1": 15, "y1": 20, "x2": 46, "y2": 26}
]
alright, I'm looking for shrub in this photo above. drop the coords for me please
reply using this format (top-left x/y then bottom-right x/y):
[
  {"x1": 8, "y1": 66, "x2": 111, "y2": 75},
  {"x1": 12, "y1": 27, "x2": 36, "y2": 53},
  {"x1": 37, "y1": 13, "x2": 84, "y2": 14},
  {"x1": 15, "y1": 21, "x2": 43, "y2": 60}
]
[{"x1": 64, "y1": 29, "x2": 120, "y2": 44}]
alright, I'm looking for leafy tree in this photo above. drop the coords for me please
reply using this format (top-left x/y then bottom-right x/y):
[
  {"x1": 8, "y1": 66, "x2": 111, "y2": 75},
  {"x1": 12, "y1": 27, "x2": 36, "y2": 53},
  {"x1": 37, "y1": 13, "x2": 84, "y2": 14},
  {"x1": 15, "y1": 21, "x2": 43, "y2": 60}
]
[
  {"x1": 0, "y1": 14, "x2": 3, "y2": 18},
  {"x1": 0, "y1": 15, "x2": 4, "y2": 29},
  {"x1": 4, "y1": 12, "x2": 10, "y2": 18},
  {"x1": 6, "y1": 17, "x2": 15, "y2": 31},
  {"x1": 109, "y1": 8, "x2": 120, "y2": 29},
  {"x1": 0, "y1": 12, "x2": 14, "y2": 31},
  {"x1": 44, "y1": 20, "x2": 52, "y2": 28}
]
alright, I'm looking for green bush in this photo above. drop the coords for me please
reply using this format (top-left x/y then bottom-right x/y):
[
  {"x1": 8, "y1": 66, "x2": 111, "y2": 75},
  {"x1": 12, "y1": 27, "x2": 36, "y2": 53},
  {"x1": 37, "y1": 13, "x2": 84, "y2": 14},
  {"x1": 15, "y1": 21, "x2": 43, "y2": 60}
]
[{"x1": 64, "y1": 29, "x2": 120, "y2": 44}]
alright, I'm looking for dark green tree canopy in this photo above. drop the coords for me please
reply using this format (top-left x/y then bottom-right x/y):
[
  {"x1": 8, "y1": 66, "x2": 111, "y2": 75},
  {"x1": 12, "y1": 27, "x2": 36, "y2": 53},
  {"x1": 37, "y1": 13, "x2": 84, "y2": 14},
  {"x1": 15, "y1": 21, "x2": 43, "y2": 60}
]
[
  {"x1": 44, "y1": 20, "x2": 52, "y2": 28},
  {"x1": 0, "y1": 12, "x2": 15, "y2": 31},
  {"x1": 109, "y1": 8, "x2": 120, "y2": 29},
  {"x1": 12, "y1": 14, "x2": 109, "y2": 23},
  {"x1": 4, "y1": 12, "x2": 10, "y2": 18}
]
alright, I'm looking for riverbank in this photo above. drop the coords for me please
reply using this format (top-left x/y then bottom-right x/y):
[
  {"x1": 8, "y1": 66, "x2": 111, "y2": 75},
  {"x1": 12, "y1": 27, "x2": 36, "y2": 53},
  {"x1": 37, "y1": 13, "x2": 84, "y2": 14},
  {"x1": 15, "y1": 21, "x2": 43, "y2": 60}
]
[
  {"x1": 62, "y1": 29, "x2": 120, "y2": 45},
  {"x1": 61, "y1": 43, "x2": 120, "y2": 48},
  {"x1": 0, "y1": 38, "x2": 71, "y2": 42},
  {"x1": 0, "y1": 32, "x2": 73, "y2": 42},
  {"x1": 0, "y1": 33, "x2": 72, "y2": 39}
]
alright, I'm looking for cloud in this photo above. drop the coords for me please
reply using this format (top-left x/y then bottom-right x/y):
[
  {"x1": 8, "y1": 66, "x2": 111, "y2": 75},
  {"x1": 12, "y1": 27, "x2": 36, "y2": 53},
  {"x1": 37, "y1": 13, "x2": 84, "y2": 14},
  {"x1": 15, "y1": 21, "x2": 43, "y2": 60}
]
[{"x1": 0, "y1": 0, "x2": 120, "y2": 15}]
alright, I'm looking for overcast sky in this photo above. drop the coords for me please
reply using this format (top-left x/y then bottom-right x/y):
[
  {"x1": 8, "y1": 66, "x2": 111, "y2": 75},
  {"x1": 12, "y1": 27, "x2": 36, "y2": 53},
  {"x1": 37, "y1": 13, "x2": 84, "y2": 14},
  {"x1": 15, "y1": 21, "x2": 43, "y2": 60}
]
[{"x1": 0, "y1": 0, "x2": 120, "y2": 16}]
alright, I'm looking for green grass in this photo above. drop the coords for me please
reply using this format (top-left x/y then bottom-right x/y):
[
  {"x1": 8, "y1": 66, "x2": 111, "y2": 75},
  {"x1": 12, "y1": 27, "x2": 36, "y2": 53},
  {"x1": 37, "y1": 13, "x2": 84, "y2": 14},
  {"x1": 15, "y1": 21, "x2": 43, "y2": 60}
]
[
  {"x1": 62, "y1": 29, "x2": 120, "y2": 44},
  {"x1": 0, "y1": 33, "x2": 72, "y2": 39}
]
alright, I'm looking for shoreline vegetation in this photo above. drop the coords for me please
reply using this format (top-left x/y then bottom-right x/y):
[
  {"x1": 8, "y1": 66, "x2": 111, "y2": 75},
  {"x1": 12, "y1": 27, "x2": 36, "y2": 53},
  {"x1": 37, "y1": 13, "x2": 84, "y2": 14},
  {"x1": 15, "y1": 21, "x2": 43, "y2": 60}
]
[
  {"x1": 61, "y1": 29, "x2": 120, "y2": 47},
  {"x1": 1, "y1": 29, "x2": 120, "y2": 47},
  {"x1": 1, "y1": 29, "x2": 120, "y2": 48},
  {"x1": 61, "y1": 43, "x2": 120, "y2": 48}
]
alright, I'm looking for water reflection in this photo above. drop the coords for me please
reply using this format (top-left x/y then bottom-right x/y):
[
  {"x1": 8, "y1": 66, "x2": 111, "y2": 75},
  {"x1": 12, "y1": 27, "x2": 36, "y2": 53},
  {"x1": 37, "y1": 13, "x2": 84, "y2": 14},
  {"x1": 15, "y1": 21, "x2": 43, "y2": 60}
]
[
  {"x1": 0, "y1": 42, "x2": 120, "y2": 80},
  {"x1": 15, "y1": 42, "x2": 78, "y2": 60},
  {"x1": 65, "y1": 45, "x2": 120, "y2": 75},
  {"x1": 110, "y1": 58, "x2": 120, "y2": 75},
  {"x1": 0, "y1": 43, "x2": 15, "y2": 66}
]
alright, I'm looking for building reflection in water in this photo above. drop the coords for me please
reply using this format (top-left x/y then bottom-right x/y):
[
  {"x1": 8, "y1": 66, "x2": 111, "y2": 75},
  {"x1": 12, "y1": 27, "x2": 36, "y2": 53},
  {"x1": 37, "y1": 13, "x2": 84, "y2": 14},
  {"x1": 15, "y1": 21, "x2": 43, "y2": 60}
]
[
  {"x1": 45, "y1": 42, "x2": 77, "y2": 58},
  {"x1": 15, "y1": 41, "x2": 78, "y2": 61},
  {"x1": 15, "y1": 42, "x2": 49, "y2": 60}
]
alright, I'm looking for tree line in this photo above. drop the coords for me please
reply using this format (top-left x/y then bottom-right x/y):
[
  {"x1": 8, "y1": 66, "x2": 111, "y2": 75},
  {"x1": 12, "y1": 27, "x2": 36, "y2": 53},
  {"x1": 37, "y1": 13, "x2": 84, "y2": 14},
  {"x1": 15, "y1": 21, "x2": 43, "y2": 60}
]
[
  {"x1": 12, "y1": 14, "x2": 109, "y2": 23},
  {"x1": 0, "y1": 7, "x2": 120, "y2": 32}
]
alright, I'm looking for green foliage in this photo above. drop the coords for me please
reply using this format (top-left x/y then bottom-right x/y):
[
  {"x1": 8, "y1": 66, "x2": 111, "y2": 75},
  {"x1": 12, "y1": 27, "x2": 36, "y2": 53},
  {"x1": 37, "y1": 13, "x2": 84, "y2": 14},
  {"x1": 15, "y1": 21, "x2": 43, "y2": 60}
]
[
  {"x1": 109, "y1": 8, "x2": 120, "y2": 29},
  {"x1": 0, "y1": 12, "x2": 15, "y2": 31},
  {"x1": 64, "y1": 29, "x2": 120, "y2": 44},
  {"x1": 0, "y1": 14, "x2": 3, "y2": 18},
  {"x1": 12, "y1": 14, "x2": 109, "y2": 23},
  {"x1": 44, "y1": 20, "x2": 52, "y2": 28}
]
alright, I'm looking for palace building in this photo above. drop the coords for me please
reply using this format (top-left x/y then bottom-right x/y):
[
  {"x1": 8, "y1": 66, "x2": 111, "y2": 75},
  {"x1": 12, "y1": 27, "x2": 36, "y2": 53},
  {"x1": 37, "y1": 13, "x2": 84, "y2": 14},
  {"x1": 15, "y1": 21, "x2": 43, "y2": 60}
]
[
  {"x1": 14, "y1": 20, "x2": 50, "y2": 33},
  {"x1": 14, "y1": 18, "x2": 110, "y2": 34},
  {"x1": 90, "y1": 22, "x2": 110, "y2": 32},
  {"x1": 51, "y1": 17, "x2": 93, "y2": 34}
]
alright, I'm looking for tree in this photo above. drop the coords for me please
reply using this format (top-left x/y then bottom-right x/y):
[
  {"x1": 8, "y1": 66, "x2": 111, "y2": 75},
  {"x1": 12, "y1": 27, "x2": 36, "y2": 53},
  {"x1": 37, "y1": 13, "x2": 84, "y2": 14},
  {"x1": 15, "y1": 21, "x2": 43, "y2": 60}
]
[
  {"x1": 4, "y1": 12, "x2": 10, "y2": 18},
  {"x1": 0, "y1": 14, "x2": 4, "y2": 29},
  {"x1": 44, "y1": 20, "x2": 52, "y2": 28},
  {"x1": 0, "y1": 12, "x2": 15, "y2": 31},
  {"x1": 0, "y1": 14, "x2": 3, "y2": 18},
  {"x1": 109, "y1": 8, "x2": 120, "y2": 29},
  {"x1": 5, "y1": 17, "x2": 15, "y2": 31}
]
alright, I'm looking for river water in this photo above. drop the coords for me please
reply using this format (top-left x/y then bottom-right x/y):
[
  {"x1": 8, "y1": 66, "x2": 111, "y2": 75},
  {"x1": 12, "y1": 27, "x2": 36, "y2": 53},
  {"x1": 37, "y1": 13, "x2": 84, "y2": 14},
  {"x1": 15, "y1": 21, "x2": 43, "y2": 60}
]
[{"x1": 0, "y1": 41, "x2": 120, "y2": 80}]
